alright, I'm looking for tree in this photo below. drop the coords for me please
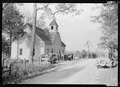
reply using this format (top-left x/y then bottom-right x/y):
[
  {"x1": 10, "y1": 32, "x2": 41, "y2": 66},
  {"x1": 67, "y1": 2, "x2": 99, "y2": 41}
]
[
  {"x1": 2, "y1": 35, "x2": 9, "y2": 56},
  {"x1": 91, "y1": 1, "x2": 118, "y2": 59},
  {"x1": 36, "y1": 3, "x2": 82, "y2": 20},
  {"x1": 2, "y1": 3, "x2": 25, "y2": 59},
  {"x1": 81, "y1": 49, "x2": 87, "y2": 58},
  {"x1": 75, "y1": 50, "x2": 81, "y2": 58},
  {"x1": 2, "y1": 3, "x2": 23, "y2": 11}
]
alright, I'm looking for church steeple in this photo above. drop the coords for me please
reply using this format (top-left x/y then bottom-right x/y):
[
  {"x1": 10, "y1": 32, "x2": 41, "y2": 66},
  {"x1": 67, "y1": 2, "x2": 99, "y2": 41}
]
[{"x1": 49, "y1": 19, "x2": 59, "y2": 33}]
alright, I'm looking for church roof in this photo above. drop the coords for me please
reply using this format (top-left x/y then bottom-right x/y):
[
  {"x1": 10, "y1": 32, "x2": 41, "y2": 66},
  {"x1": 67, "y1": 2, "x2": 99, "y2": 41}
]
[
  {"x1": 61, "y1": 41, "x2": 66, "y2": 47},
  {"x1": 49, "y1": 19, "x2": 58, "y2": 27},
  {"x1": 24, "y1": 23, "x2": 65, "y2": 46},
  {"x1": 26, "y1": 23, "x2": 52, "y2": 44}
]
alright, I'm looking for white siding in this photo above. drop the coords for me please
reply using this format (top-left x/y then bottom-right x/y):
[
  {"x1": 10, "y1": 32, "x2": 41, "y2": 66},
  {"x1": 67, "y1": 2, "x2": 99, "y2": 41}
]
[
  {"x1": 19, "y1": 40, "x2": 30, "y2": 60},
  {"x1": 11, "y1": 25, "x2": 45, "y2": 61},
  {"x1": 11, "y1": 38, "x2": 30, "y2": 60},
  {"x1": 35, "y1": 34, "x2": 45, "y2": 55},
  {"x1": 11, "y1": 41, "x2": 18, "y2": 59}
]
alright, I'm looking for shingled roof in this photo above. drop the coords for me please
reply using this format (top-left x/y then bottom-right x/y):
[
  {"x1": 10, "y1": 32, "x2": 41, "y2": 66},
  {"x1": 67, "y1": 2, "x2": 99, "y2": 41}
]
[
  {"x1": 49, "y1": 19, "x2": 58, "y2": 27},
  {"x1": 26, "y1": 23, "x2": 52, "y2": 44},
  {"x1": 24, "y1": 23, "x2": 66, "y2": 46},
  {"x1": 61, "y1": 41, "x2": 66, "y2": 47}
]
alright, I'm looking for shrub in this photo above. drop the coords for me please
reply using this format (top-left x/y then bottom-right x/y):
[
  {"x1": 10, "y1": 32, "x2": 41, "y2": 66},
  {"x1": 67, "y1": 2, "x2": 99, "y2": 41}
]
[{"x1": 2, "y1": 59, "x2": 56, "y2": 84}]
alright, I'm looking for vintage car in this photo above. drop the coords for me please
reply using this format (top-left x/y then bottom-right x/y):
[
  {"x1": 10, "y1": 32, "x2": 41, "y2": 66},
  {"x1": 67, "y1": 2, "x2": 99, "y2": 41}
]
[
  {"x1": 96, "y1": 58, "x2": 114, "y2": 68},
  {"x1": 48, "y1": 53, "x2": 58, "y2": 64},
  {"x1": 67, "y1": 53, "x2": 74, "y2": 61}
]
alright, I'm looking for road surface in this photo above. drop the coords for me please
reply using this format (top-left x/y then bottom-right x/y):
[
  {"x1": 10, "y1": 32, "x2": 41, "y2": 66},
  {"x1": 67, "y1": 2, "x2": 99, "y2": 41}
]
[{"x1": 20, "y1": 58, "x2": 118, "y2": 86}]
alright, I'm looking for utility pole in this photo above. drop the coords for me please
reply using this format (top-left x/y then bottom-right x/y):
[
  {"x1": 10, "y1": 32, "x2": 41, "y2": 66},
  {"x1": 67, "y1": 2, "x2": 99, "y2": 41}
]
[
  {"x1": 85, "y1": 40, "x2": 91, "y2": 58},
  {"x1": 87, "y1": 41, "x2": 90, "y2": 55},
  {"x1": 30, "y1": 3, "x2": 37, "y2": 66}
]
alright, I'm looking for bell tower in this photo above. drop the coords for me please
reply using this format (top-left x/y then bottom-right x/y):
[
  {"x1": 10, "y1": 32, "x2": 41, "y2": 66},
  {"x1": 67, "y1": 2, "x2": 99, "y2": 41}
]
[{"x1": 49, "y1": 19, "x2": 59, "y2": 33}]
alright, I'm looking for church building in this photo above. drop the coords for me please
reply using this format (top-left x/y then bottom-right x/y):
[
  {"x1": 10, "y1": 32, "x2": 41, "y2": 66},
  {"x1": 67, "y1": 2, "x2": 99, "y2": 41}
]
[{"x1": 11, "y1": 19, "x2": 66, "y2": 61}]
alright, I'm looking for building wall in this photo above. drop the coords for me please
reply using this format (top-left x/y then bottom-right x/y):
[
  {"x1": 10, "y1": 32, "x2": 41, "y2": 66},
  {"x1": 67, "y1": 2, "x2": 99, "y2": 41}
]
[
  {"x1": 51, "y1": 33, "x2": 63, "y2": 55},
  {"x1": 18, "y1": 39, "x2": 30, "y2": 60},
  {"x1": 11, "y1": 41, "x2": 18, "y2": 59},
  {"x1": 44, "y1": 33, "x2": 66, "y2": 55},
  {"x1": 34, "y1": 34, "x2": 45, "y2": 61},
  {"x1": 61, "y1": 46, "x2": 65, "y2": 54},
  {"x1": 11, "y1": 38, "x2": 30, "y2": 60},
  {"x1": 11, "y1": 33, "x2": 45, "y2": 62},
  {"x1": 44, "y1": 44, "x2": 52, "y2": 55}
]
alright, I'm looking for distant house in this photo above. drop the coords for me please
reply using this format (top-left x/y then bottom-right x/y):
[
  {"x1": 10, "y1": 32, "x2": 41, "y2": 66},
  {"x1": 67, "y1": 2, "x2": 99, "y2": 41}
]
[{"x1": 11, "y1": 19, "x2": 66, "y2": 61}]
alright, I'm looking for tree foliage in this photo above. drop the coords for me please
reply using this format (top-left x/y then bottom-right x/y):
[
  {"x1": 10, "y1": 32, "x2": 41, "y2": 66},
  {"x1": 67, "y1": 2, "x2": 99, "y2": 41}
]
[
  {"x1": 2, "y1": 3, "x2": 25, "y2": 41},
  {"x1": 2, "y1": 3, "x2": 25, "y2": 57},
  {"x1": 37, "y1": 3, "x2": 82, "y2": 20},
  {"x1": 91, "y1": 1, "x2": 118, "y2": 50},
  {"x1": 81, "y1": 49, "x2": 87, "y2": 58},
  {"x1": 2, "y1": 35, "x2": 9, "y2": 55},
  {"x1": 75, "y1": 50, "x2": 81, "y2": 57}
]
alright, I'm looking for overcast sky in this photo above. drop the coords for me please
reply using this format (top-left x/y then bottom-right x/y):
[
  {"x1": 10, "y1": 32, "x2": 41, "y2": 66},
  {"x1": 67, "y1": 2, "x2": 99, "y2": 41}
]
[{"x1": 17, "y1": 3, "x2": 103, "y2": 52}]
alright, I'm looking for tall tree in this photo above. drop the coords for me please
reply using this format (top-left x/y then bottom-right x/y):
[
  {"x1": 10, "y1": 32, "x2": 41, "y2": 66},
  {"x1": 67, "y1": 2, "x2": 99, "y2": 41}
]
[
  {"x1": 91, "y1": 1, "x2": 118, "y2": 59},
  {"x1": 2, "y1": 35, "x2": 9, "y2": 56},
  {"x1": 2, "y1": 3, "x2": 25, "y2": 59},
  {"x1": 36, "y1": 3, "x2": 82, "y2": 20}
]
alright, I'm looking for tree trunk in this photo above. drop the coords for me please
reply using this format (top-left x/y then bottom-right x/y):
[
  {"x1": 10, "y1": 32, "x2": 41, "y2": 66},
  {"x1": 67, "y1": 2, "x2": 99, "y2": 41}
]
[
  {"x1": 39, "y1": 56, "x2": 41, "y2": 66},
  {"x1": 29, "y1": 3, "x2": 37, "y2": 71},
  {"x1": 9, "y1": 32, "x2": 12, "y2": 59},
  {"x1": 9, "y1": 31, "x2": 12, "y2": 76}
]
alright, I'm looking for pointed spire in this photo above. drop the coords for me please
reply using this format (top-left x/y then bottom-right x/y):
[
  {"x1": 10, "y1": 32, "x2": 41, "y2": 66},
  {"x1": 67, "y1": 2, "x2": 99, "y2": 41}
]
[{"x1": 49, "y1": 19, "x2": 58, "y2": 27}]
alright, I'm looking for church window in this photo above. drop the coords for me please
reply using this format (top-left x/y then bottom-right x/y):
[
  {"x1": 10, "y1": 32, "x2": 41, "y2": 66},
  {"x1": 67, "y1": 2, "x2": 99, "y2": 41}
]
[
  {"x1": 51, "y1": 49, "x2": 53, "y2": 53},
  {"x1": 51, "y1": 26, "x2": 53, "y2": 30},
  {"x1": 20, "y1": 49, "x2": 23, "y2": 55}
]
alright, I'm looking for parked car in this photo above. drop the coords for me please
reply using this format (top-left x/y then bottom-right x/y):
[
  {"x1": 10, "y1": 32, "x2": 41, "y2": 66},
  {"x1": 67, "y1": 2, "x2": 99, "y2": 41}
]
[
  {"x1": 64, "y1": 54, "x2": 68, "y2": 61},
  {"x1": 96, "y1": 58, "x2": 114, "y2": 68},
  {"x1": 48, "y1": 53, "x2": 58, "y2": 64},
  {"x1": 67, "y1": 53, "x2": 73, "y2": 61}
]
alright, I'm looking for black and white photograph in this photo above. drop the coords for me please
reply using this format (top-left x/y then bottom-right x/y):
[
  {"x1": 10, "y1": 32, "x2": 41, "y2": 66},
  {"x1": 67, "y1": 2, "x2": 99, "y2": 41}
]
[{"x1": 2, "y1": 2, "x2": 118, "y2": 86}]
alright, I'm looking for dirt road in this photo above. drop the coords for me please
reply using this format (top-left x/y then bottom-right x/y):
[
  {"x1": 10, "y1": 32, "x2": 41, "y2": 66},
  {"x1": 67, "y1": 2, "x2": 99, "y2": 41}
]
[{"x1": 20, "y1": 58, "x2": 118, "y2": 86}]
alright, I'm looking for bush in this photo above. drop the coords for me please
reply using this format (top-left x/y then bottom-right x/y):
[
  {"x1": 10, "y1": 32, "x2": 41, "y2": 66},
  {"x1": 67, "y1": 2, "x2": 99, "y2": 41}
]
[{"x1": 2, "y1": 58, "x2": 56, "y2": 84}]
